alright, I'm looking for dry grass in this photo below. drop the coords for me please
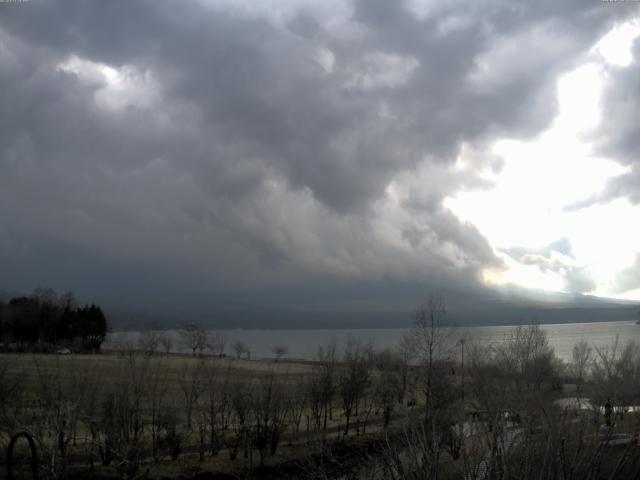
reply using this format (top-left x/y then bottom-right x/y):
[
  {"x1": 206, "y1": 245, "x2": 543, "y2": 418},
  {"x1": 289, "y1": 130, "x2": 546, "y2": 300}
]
[{"x1": 1, "y1": 352, "x2": 314, "y2": 393}]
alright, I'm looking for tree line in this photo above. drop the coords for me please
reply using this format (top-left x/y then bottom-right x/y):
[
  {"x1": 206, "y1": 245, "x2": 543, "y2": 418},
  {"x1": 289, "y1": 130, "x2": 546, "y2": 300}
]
[{"x1": 0, "y1": 287, "x2": 108, "y2": 352}]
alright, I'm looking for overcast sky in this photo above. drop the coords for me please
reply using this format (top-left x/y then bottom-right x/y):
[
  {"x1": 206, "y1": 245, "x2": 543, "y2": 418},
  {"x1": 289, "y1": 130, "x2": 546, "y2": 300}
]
[{"x1": 1, "y1": 1, "x2": 639, "y2": 322}]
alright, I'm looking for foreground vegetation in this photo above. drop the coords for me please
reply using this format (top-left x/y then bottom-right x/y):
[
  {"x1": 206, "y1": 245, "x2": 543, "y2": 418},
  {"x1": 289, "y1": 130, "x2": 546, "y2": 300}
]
[{"x1": 1, "y1": 296, "x2": 640, "y2": 479}]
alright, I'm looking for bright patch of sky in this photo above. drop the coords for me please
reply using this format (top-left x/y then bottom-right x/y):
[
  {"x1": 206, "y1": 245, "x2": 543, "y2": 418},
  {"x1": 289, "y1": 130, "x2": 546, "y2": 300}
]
[
  {"x1": 56, "y1": 56, "x2": 160, "y2": 112},
  {"x1": 445, "y1": 19, "x2": 640, "y2": 300}
]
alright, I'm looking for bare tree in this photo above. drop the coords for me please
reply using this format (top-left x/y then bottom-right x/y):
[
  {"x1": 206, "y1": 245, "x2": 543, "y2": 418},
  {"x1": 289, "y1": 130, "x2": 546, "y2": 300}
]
[
  {"x1": 28, "y1": 356, "x2": 106, "y2": 475},
  {"x1": 315, "y1": 340, "x2": 338, "y2": 432},
  {"x1": 406, "y1": 295, "x2": 457, "y2": 413},
  {"x1": 59, "y1": 290, "x2": 78, "y2": 311},
  {"x1": 138, "y1": 329, "x2": 162, "y2": 355},
  {"x1": 207, "y1": 330, "x2": 226, "y2": 357},
  {"x1": 202, "y1": 359, "x2": 232, "y2": 456},
  {"x1": 161, "y1": 334, "x2": 173, "y2": 355},
  {"x1": 180, "y1": 322, "x2": 208, "y2": 357},
  {"x1": 30, "y1": 357, "x2": 76, "y2": 477},
  {"x1": 495, "y1": 322, "x2": 556, "y2": 392},
  {"x1": 272, "y1": 344, "x2": 288, "y2": 361},
  {"x1": 89, "y1": 352, "x2": 149, "y2": 474},
  {"x1": 395, "y1": 335, "x2": 414, "y2": 405},
  {"x1": 399, "y1": 295, "x2": 458, "y2": 480},
  {"x1": 571, "y1": 339, "x2": 592, "y2": 393},
  {"x1": 230, "y1": 379, "x2": 253, "y2": 460},
  {"x1": 178, "y1": 359, "x2": 205, "y2": 430},
  {"x1": 251, "y1": 369, "x2": 290, "y2": 463},
  {"x1": 287, "y1": 374, "x2": 309, "y2": 440},
  {"x1": 32, "y1": 286, "x2": 59, "y2": 306},
  {"x1": 307, "y1": 369, "x2": 325, "y2": 433},
  {"x1": 232, "y1": 340, "x2": 248, "y2": 359},
  {"x1": 338, "y1": 338, "x2": 370, "y2": 437},
  {"x1": 372, "y1": 349, "x2": 401, "y2": 429},
  {"x1": 465, "y1": 340, "x2": 516, "y2": 477},
  {"x1": 592, "y1": 336, "x2": 640, "y2": 419},
  {"x1": 144, "y1": 357, "x2": 169, "y2": 461}
]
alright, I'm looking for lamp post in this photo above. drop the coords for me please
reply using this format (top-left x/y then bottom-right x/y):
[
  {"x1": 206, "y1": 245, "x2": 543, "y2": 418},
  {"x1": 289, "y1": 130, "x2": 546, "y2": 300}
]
[{"x1": 459, "y1": 337, "x2": 466, "y2": 460}]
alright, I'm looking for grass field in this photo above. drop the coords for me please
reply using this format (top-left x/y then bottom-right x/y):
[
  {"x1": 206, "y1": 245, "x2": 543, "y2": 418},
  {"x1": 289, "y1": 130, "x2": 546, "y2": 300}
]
[{"x1": 2, "y1": 352, "x2": 315, "y2": 401}]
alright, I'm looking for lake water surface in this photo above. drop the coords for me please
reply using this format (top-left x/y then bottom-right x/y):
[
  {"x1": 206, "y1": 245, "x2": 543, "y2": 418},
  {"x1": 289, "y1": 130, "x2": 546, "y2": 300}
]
[{"x1": 107, "y1": 320, "x2": 640, "y2": 362}]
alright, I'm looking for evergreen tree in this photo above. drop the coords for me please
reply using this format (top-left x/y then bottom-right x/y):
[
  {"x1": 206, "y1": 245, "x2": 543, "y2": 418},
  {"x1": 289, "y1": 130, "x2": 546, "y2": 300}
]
[{"x1": 0, "y1": 290, "x2": 108, "y2": 352}]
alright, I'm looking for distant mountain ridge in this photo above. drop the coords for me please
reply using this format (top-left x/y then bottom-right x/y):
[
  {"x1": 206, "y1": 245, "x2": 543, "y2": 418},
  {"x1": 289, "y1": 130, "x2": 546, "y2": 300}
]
[
  {"x1": 104, "y1": 297, "x2": 639, "y2": 331},
  {"x1": 2, "y1": 286, "x2": 638, "y2": 330}
]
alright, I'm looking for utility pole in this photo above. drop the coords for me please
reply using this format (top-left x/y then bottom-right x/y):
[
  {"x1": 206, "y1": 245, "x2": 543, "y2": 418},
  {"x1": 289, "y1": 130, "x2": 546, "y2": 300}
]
[
  {"x1": 459, "y1": 337, "x2": 467, "y2": 462},
  {"x1": 460, "y1": 338, "x2": 465, "y2": 404}
]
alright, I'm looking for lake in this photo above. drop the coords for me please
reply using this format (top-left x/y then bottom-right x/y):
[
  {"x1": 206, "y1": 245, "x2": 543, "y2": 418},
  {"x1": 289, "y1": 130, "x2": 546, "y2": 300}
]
[{"x1": 107, "y1": 320, "x2": 640, "y2": 362}]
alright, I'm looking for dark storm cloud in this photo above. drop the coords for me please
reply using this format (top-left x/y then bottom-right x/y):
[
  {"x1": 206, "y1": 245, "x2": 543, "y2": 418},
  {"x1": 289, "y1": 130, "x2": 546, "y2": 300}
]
[{"x1": 0, "y1": 0, "x2": 630, "y2": 318}]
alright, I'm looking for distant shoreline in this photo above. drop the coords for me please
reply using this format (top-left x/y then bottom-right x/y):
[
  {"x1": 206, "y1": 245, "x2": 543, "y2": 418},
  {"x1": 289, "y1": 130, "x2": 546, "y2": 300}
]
[
  {"x1": 106, "y1": 320, "x2": 639, "y2": 363},
  {"x1": 109, "y1": 317, "x2": 640, "y2": 333}
]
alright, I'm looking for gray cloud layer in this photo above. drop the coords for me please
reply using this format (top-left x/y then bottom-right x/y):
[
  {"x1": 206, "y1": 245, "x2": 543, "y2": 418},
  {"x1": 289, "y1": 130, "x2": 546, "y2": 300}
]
[
  {"x1": 566, "y1": 37, "x2": 640, "y2": 211},
  {"x1": 0, "y1": 0, "x2": 633, "y2": 320},
  {"x1": 596, "y1": 37, "x2": 640, "y2": 205},
  {"x1": 615, "y1": 254, "x2": 640, "y2": 294}
]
